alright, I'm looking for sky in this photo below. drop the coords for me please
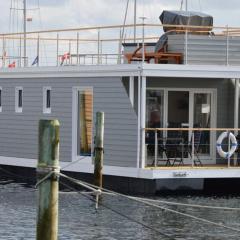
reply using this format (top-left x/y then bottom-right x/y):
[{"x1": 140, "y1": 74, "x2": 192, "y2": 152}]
[{"x1": 2, "y1": 0, "x2": 240, "y2": 34}]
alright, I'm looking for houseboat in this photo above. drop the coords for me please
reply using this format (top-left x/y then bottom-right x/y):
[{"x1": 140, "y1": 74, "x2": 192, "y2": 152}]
[{"x1": 1, "y1": 4, "x2": 240, "y2": 194}]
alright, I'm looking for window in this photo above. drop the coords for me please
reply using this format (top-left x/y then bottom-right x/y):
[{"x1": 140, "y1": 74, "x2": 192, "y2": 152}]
[
  {"x1": 15, "y1": 87, "x2": 23, "y2": 113},
  {"x1": 77, "y1": 88, "x2": 93, "y2": 156},
  {"x1": 43, "y1": 87, "x2": 51, "y2": 114},
  {"x1": 0, "y1": 87, "x2": 2, "y2": 112}
]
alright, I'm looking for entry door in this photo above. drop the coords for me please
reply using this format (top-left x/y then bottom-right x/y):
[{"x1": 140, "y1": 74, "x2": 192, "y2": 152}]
[{"x1": 166, "y1": 90, "x2": 215, "y2": 162}]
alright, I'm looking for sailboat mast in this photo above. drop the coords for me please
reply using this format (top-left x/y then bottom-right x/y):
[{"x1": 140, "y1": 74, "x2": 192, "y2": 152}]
[
  {"x1": 134, "y1": 0, "x2": 137, "y2": 42},
  {"x1": 185, "y1": 0, "x2": 188, "y2": 11},
  {"x1": 23, "y1": 0, "x2": 27, "y2": 67}
]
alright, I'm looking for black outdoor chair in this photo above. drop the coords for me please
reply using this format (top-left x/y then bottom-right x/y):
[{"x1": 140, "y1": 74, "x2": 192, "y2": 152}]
[
  {"x1": 187, "y1": 130, "x2": 203, "y2": 166},
  {"x1": 165, "y1": 124, "x2": 184, "y2": 166},
  {"x1": 146, "y1": 131, "x2": 172, "y2": 167}
]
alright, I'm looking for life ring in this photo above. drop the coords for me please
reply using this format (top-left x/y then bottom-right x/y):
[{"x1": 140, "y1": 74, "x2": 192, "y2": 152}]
[{"x1": 216, "y1": 132, "x2": 238, "y2": 159}]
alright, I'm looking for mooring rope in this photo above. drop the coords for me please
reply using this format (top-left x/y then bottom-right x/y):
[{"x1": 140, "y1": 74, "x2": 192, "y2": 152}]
[
  {"x1": 35, "y1": 171, "x2": 54, "y2": 188},
  {"x1": 58, "y1": 173, "x2": 240, "y2": 234},
  {"x1": 59, "y1": 180, "x2": 176, "y2": 240},
  {"x1": 134, "y1": 197, "x2": 240, "y2": 211}
]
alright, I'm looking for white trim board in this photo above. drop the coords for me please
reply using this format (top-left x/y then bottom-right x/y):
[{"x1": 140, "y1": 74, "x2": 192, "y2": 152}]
[
  {"x1": 1, "y1": 156, "x2": 240, "y2": 180},
  {"x1": 1, "y1": 64, "x2": 240, "y2": 79}
]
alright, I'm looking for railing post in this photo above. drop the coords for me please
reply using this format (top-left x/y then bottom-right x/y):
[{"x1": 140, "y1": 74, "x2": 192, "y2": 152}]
[
  {"x1": 140, "y1": 17, "x2": 146, "y2": 64},
  {"x1": 141, "y1": 76, "x2": 146, "y2": 168},
  {"x1": 2, "y1": 36, "x2": 5, "y2": 68},
  {"x1": 94, "y1": 112, "x2": 105, "y2": 188},
  {"x1": 226, "y1": 25, "x2": 229, "y2": 65},
  {"x1": 76, "y1": 32, "x2": 79, "y2": 65},
  {"x1": 154, "y1": 129, "x2": 158, "y2": 167},
  {"x1": 118, "y1": 29, "x2": 122, "y2": 64},
  {"x1": 19, "y1": 35, "x2": 22, "y2": 67},
  {"x1": 69, "y1": 40, "x2": 72, "y2": 65},
  {"x1": 234, "y1": 78, "x2": 239, "y2": 165},
  {"x1": 185, "y1": 28, "x2": 188, "y2": 64},
  {"x1": 97, "y1": 29, "x2": 100, "y2": 65},
  {"x1": 191, "y1": 131, "x2": 195, "y2": 167},
  {"x1": 56, "y1": 34, "x2": 59, "y2": 66},
  {"x1": 228, "y1": 131, "x2": 231, "y2": 168},
  {"x1": 36, "y1": 119, "x2": 60, "y2": 240},
  {"x1": 37, "y1": 35, "x2": 40, "y2": 67}
]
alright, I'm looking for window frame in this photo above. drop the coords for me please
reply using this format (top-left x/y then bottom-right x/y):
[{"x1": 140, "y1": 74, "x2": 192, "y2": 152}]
[
  {"x1": 15, "y1": 87, "x2": 23, "y2": 113},
  {"x1": 43, "y1": 86, "x2": 52, "y2": 114},
  {"x1": 72, "y1": 86, "x2": 93, "y2": 160}
]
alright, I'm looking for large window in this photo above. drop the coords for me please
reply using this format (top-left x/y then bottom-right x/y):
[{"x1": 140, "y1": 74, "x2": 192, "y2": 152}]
[
  {"x1": 77, "y1": 88, "x2": 93, "y2": 156},
  {"x1": 146, "y1": 90, "x2": 164, "y2": 160},
  {"x1": 146, "y1": 89, "x2": 164, "y2": 129},
  {"x1": 194, "y1": 93, "x2": 211, "y2": 154},
  {"x1": 15, "y1": 87, "x2": 23, "y2": 113}
]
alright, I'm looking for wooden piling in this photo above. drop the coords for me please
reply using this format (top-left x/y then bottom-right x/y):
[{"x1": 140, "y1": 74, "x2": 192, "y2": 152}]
[
  {"x1": 36, "y1": 119, "x2": 60, "y2": 240},
  {"x1": 94, "y1": 112, "x2": 105, "y2": 188}
]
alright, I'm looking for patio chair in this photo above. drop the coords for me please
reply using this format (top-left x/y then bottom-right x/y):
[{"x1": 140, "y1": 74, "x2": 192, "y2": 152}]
[
  {"x1": 146, "y1": 133, "x2": 171, "y2": 167},
  {"x1": 165, "y1": 124, "x2": 184, "y2": 166},
  {"x1": 188, "y1": 130, "x2": 203, "y2": 166}
]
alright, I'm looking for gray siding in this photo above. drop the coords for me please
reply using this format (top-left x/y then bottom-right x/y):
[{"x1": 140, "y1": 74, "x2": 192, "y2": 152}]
[
  {"x1": 0, "y1": 77, "x2": 138, "y2": 167},
  {"x1": 168, "y1": 34, "x2": 240, "y2": 65}
]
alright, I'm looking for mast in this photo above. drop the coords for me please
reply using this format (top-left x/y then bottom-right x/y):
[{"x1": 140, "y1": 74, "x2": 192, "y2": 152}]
[
  {"x1": 134, "y1": 0, "x2": 137, "y2": 43},
  {"x1": 23, "y1": 0, "x2": 27, "y2": 67},
  {"x1": 185, "y1": 0, "x2": 188, "y2": 11}
]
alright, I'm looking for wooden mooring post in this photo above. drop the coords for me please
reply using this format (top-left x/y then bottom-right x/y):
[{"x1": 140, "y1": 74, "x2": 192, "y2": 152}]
[
  {"x1": 36, "y1": 119, "x2": 60, "y2": 240},
  {"x1": 94, "y1": 112, "x2": 105, "y2": 188}
]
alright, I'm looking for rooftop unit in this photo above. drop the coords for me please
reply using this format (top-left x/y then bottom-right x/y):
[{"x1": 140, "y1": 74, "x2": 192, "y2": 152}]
[{"x1": 124, "y1": 10, "x2": 240, "y2": 66}]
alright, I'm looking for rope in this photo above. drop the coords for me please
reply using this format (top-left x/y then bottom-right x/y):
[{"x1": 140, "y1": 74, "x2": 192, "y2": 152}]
[
  {"x1": 59, "y1": 172, "x2": 97, "y2": 192},
  {"x1": 35, "y1": 171, "x2": 55, "y2": 188},
  {"x1": 134, "y1": 197, "x2": 240, "y2": 211},
  {"x1": 59, "y1": 173, "x2": 240, "y2": 234},
  {"x1": 59, "y1": 180, "x2": 175, "y2": 240},
  {"x1": 61, "y1": 156, "x2": 90, "y2": 171},
  {"x1": 0, "y1": 166, "x2": 34, "y2": 181}
]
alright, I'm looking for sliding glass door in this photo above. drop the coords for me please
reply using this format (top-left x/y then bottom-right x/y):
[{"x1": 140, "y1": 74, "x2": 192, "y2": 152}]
[
  {"x1": 145, "y1": 88, "x2": 216, "y2": 165},
  {"x1": 193, "y1": 92, "x2": 212, "y2": 155}
]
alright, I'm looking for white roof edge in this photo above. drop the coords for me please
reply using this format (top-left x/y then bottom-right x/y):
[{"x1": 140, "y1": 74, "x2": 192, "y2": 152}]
[
  {"x1": 142, "y1": 64, "x2": 240, "y2": 79},
  {"x1": 0, "y1": 63, "x2": 239, "y2": 79},
  {"x1": 0, "y1": 64, "x2": 141, "y2": 79}
]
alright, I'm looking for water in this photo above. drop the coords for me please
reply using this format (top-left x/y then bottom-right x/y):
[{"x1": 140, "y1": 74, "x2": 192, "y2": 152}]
[{"x1": 0, "y1": 177, "x2": 240, "y2": 240}]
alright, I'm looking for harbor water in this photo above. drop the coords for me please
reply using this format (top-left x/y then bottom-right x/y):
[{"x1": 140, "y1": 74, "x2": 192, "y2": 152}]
[{"x1": 0, "y1": 176, "x2": 240, "y2": 240}]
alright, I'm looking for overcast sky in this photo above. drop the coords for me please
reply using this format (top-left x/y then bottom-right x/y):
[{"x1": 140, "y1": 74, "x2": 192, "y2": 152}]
[{"x1": 1, "y1": 0, "x2": 240, "y2": 34}]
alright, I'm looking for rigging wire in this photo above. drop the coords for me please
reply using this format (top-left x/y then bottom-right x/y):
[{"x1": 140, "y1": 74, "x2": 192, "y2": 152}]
[
  {"x1": 198, "y1": 0, "x2": 202, "y2": 12},
  {"x1": 61, "y1": 156, "x2": 90, "y2": 171},
  {"x1": 0, "y1": 166, "x2": 35, "y2": 182},
  {"x1": 121, "y1": 0, "x2": 130, "y2": 43},
  {"x1": 59, "y1": 180, "x2": 175, "y2": 240},
  {"x1": 180, "y1": 0, "x2": 184, "y2": 11},
  {"x1": 37, "y1": 0, "x2": 48, "y2": 66}
]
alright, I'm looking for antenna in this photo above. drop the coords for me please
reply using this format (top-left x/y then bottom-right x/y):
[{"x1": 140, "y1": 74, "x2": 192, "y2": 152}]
[
  {"x1": 134, "y1": 0, "x2": 137, "y2": 43},
  {"x1": 23, "y1": 0, "x2": 27, "y2": 67},
  {"x1": 180, "y1": 0, "x2": 184, "y2": 10}
]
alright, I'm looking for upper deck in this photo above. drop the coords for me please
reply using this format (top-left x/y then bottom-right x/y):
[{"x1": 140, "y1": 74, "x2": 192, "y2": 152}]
[{"x1": 2, "y1": 22, "x2": 240, "y2": 69}]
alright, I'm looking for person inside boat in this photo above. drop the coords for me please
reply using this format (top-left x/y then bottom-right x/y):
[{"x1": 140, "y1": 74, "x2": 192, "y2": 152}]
[{"x1": 146, "y1": 110, "x2": 163, "y2": 159}]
